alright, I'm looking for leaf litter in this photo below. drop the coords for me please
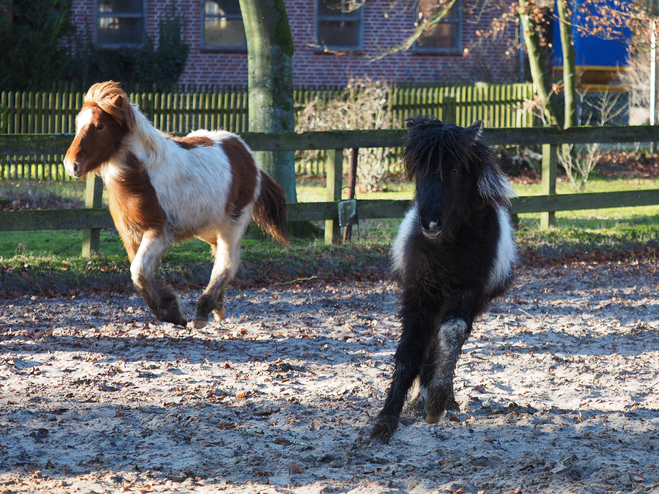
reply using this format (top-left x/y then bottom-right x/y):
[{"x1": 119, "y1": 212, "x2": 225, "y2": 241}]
[{"x1": 0, "y1": 261, "x2": 658, "y2": 493}]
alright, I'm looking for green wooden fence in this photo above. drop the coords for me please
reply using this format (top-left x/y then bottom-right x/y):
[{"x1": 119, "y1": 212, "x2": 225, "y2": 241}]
[
  {"x1": 1, "y1": 125, "x2": 658, "y2": 253},
  {"x1": 0, "y1": 83, "x2": 535, "y2": 180}
]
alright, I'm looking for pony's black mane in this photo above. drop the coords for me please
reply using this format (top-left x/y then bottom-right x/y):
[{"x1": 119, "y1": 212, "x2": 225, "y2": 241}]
[{"x1": 402, "y1": 116, "x2": 492, "y2": 181}]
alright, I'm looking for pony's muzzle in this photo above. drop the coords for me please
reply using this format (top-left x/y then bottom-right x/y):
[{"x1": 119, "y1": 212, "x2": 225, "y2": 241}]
[
  {"x1": 64, "y1": 157, "x2": 82, "y2": 178},
  {"x1": 420, "y1": 217, "x2": 442, "y2": 238}
]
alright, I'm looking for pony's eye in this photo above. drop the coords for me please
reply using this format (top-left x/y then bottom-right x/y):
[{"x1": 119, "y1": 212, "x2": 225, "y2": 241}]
[
  {"x1": 451, "y1": 167, "x2": 460, "y2": 174},
  {"x1": 97, "y1": 124, "x2": 105, "y2": 130}
]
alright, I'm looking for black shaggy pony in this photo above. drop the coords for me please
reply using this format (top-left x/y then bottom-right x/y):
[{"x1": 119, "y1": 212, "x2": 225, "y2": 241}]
[{"x1": 370, "y1": 116, "x2": 516, "y2": 445}]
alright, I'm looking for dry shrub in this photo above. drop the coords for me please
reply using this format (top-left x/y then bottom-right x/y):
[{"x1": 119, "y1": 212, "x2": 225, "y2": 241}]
[
  {"x1": 296, "y1": 78, "x2": 400, "y2": 192},
  {"x1": 558, "y1": 90, "x2": 625, "y2": 191}
]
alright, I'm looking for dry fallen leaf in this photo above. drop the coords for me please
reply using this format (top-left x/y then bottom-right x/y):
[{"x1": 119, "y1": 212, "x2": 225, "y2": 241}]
[
  {"x1": 289, "y1": 462, "x2": 304, "y2": 475},
  {"x1": 629, "y1": 472, "x2": 646, "y2": 482}
]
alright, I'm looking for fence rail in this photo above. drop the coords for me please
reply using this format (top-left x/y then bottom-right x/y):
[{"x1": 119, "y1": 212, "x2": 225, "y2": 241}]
[{"x1": 1, "y1": 125, "x2": 658, "y2": 253}]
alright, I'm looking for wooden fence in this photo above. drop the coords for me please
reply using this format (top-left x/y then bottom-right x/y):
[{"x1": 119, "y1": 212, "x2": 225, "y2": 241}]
[
  {"x1": 1, "y1": 125, "x2": 658, "y2": 254},
  {"x1": 0, "y1": 83, "x2": 535, "y2": 179}
]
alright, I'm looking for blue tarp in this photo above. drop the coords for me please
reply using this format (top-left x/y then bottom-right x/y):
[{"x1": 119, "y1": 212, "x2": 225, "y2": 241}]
[{"x1": 552, "y1": 0, "x2": 631, "y2": 68}]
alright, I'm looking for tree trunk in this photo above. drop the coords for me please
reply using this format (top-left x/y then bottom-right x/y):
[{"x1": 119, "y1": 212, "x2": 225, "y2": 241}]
[
  {"x1": 239, "y1": 0, "x2": 297, "y2": 202},
  {"x1": 556, "y1": 0, "x2": 578, "y2": 129},
  {"x1": 518, "y1": 0, "x2": 562, "y2": 127}
]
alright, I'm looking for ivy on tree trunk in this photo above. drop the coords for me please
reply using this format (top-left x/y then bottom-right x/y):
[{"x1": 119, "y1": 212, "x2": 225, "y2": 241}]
[
  {"x1": 518, "y1": 0, "x2": 562, "y2": 127},
  {"x1": 239, "y1": 0, "x2": 297, "y2": 202}
]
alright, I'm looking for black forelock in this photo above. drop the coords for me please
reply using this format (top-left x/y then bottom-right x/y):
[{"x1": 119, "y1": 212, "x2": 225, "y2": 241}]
[{"x1": 402, "y1": 116, "x2": 485, "y2": 181}]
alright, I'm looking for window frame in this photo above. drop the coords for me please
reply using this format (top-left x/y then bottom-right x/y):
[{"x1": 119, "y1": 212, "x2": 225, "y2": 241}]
[
  {"x1": 413, "y1": 0, "x2": 463, "y2": 55},
  {"x1": 95, "y1": 0, "x2": 146, "y2": 49},
  {"x1": 314, "y1": 0, "x2": 365, "y2": 52},
  {"x1": 201, "y1": 0, "x2": 247, "y2": 51}
]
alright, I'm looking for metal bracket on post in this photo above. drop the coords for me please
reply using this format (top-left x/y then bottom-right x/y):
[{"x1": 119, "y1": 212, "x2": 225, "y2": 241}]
[
  {"x1": 338, "y1": 199, "x2": 358, "y2": 230},
  {"x1": 540, "y1": 143, "x2": 557, "y2": 229},
  {"x1": 82, "y1": 174, "x2": 103, "y2": 257},
  {"x1": 325, "y1": 149, "x2": 343, "y2": 245}
]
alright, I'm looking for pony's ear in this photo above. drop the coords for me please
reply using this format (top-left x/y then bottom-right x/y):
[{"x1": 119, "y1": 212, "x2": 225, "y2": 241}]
[
  {"x1": 109, "y1": 93, "x2": 135, "y2": 131},
  {"x1": 465, "y1": 120, "x2": 483, "y2": 142},
  {"x1": 477, "y1": 160, "x2": 514, "y2": 208}
]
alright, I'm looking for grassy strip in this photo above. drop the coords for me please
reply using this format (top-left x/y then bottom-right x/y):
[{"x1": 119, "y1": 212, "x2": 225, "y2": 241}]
[
  {"x1": 3, "y1": 175, "x2": 659, "y2": 296},
  {"x1": 0, "y1": 233, "x2": 392, "y2": 296},
  {"x1": 2, "y1": 222, "x2": 659, "y2": 297}
]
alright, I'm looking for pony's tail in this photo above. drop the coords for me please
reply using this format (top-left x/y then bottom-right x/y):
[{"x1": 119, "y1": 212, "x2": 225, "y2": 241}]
[{"x1": 252, "y1": 170, "x2": 288, "y2": 245}]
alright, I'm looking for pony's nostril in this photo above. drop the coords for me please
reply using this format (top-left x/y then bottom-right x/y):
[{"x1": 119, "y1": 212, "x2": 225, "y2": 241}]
[{"x1": 73, "y1": 162, "x2": 80, "y2": 174}]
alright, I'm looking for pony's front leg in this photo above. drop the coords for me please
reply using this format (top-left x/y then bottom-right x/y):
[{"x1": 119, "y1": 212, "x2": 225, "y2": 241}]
[
  {"x1": 370, "y1": 293, "x2": 438, "y2": 445},
  {"x1": 131, "y1": 230, "x2": 187, "y2": 327},
  {"x1": 424, "y1": 291, "x2": 481, "y2": 423}
]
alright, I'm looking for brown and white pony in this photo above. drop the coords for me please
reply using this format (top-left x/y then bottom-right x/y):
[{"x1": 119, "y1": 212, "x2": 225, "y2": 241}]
[{"x1": 64, "y1": 81, "x2": 287, "y2": 328}]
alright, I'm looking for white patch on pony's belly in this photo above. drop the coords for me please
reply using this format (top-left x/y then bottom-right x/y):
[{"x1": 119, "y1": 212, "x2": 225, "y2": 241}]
[
  {"x1": 124, "y1": 113, "x2": 236, "y2": 234},
  {"x1": 391, "y1": 205, "x2": 418, "y2": 278},
  {"x1": 486, "y1": 206, "x2": 516, "y2": 294}
]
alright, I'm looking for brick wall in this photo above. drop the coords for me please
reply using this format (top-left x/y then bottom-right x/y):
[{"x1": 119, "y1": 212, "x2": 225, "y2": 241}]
[{"x1": 71, "y1": 0, "x2": 520, "y2": 87}]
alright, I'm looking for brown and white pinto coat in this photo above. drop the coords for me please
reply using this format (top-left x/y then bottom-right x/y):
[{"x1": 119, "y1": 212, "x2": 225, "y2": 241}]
[{"x1": 64, "y1": 81, "x2": 287, "y2": 328}]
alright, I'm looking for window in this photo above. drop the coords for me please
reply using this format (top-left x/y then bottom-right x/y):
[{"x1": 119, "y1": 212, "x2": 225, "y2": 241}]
[
  {"x1": 316, "y1": 0, "x2": 364, "y2": 51},
  {"x1": 203, "y1": 0, "x2": 246, "y2": 49},
  {"x1": 96, "y1": 0, "x2": 144, "y2": 48},
  {"x1": 415, "y1": 0, "x2": 462, "y2": 54}
]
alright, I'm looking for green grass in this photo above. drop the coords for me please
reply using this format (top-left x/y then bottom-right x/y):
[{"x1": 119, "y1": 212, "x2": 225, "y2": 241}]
[{"x1": 2, "y1": 174, "x2": 659, "y2": 294}]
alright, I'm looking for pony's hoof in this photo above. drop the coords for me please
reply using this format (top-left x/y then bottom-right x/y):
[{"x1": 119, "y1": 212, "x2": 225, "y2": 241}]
[
  {"x1": 167, "y1": 316, "x2": 188, "y2": 327},
  {"x1": 213, "y1": 307, "x2": 226, "y2": 321},
  {"x1": 425, "y1": 414, "x2": 442, "y2": 424},
  {"x1": 369, "y1": 416, "x2": 398, "y2": 445},
  {"x1": 446, "y1": 395, "x2": 461, "y2": 412},
  {"x1": 159, "y1": 308, "x2": 187, "y2": 327},
  {"x1": 194, "y1": 318, "x2": 209, "y2": 329}
]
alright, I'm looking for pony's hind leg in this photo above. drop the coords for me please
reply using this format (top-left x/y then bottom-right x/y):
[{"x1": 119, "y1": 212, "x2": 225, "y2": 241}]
[
  {"x1": 194, "y1": 220, "x2": 247, "y2": 329},
  {"x1": 131, "y1": 230, "x2": 187, "y2": 327}
]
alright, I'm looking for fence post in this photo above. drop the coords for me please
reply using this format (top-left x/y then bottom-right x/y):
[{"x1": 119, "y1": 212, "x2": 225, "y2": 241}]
[
  {"x1": 325, "y1": 148, "x2": 343, "y2": 245},
  {"x1": 541, "y1": 144, "x2": 557, "y2": 229},
  {"x1": 82, "y1": 174, "x2": 104, "y2": 256}
]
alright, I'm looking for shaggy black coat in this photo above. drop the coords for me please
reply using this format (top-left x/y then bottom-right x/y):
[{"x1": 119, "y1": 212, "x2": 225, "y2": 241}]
[{"x1": 370, "y1": 116, "x2": 516, "y2": 445}]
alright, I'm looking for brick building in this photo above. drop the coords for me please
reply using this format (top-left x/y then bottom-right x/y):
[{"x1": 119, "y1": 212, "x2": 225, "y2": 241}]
[{"x1": 71, "y1": 0, "x2": 521, "y2": 87}]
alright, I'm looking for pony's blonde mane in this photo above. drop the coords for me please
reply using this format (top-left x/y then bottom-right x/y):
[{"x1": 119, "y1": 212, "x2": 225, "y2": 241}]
[{"x1": 84, "y1": 81, "x2": 136, "y2": 131}]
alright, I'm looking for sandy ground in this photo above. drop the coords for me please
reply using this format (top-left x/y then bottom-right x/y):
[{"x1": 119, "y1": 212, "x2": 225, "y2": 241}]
[{"x1": 1, "y1": 261, "x2": 658, "y2": 494}]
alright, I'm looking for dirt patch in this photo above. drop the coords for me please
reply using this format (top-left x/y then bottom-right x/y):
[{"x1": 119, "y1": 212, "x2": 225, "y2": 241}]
[{"x1": 1, "y1": 261, "x2": 658, "y2": 493}]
